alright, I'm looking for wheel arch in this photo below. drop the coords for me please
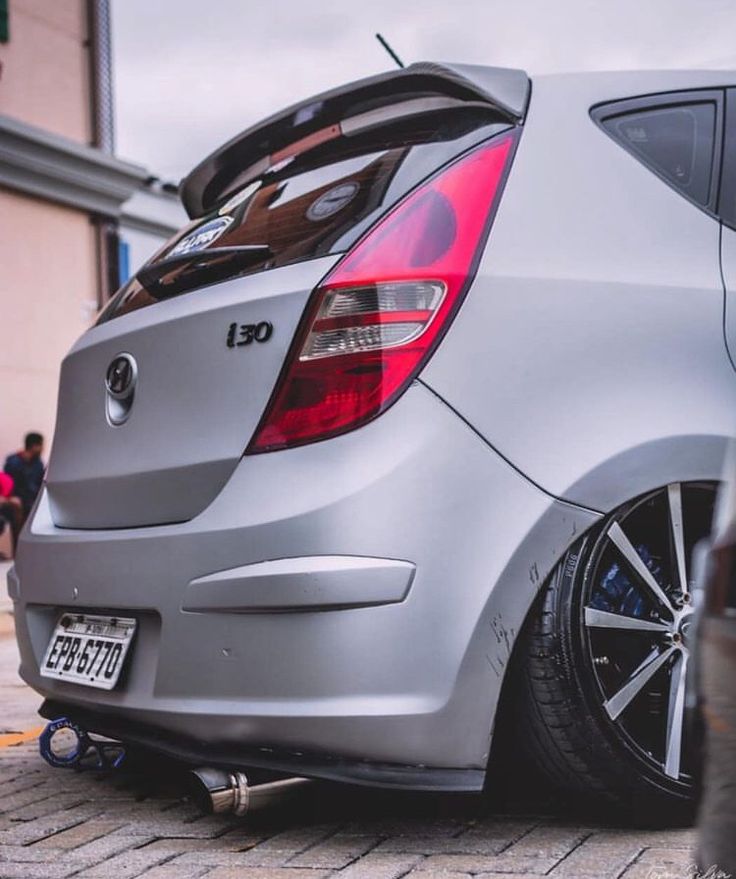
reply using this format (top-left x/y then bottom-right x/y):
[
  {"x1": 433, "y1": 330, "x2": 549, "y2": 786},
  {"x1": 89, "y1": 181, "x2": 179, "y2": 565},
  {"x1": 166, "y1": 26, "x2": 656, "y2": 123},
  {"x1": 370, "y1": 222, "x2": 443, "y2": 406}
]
[
  {"x1": 559, "y1": 433, "x2": 729, "y2": 513},
  {"x1": 476, "y1": 434, "x2": 728, "y2": 770}
]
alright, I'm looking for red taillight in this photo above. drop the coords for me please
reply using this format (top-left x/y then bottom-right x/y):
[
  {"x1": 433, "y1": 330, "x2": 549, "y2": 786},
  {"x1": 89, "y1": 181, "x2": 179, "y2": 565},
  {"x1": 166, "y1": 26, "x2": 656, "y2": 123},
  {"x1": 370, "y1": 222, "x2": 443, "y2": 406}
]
[{"x1": 247, "y1": 131, "x2": 517, "y2": 453}]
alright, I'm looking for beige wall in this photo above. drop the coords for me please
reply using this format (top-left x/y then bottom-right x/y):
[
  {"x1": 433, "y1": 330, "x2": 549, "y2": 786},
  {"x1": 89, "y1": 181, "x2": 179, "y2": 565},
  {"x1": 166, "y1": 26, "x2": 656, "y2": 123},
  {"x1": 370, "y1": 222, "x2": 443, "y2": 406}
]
[
  {"x1": 0, "y1": 0, "x2": 91, "y2": 143},
  {"x1": 0, "y1": 187, "x2": 97, "y2": 461}
]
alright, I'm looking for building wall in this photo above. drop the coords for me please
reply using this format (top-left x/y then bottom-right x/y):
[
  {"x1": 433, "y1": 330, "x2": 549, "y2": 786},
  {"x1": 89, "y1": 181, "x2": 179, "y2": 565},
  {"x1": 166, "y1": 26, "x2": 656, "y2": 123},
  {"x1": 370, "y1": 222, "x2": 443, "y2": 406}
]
[
  {"x1": 0, "y1": 1, "x2": 180, "y2": 473},
  {"x1": 0, "y1": 0, "x2": 91, "y2": 143},
  {"x1": 0, "y1": 187, "x2": 97, "y2": 461}
]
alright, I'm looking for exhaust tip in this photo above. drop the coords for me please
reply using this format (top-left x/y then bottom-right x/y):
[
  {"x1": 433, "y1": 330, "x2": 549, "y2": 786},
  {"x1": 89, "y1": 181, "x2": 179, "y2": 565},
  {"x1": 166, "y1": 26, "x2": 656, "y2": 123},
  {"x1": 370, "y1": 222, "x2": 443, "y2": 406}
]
[
  {"x1": 187, "y1": 767, "x2": 249, "y2": 815},
  {"x1": 187, "y1": 766, "x2": 314, "y2": 816}
]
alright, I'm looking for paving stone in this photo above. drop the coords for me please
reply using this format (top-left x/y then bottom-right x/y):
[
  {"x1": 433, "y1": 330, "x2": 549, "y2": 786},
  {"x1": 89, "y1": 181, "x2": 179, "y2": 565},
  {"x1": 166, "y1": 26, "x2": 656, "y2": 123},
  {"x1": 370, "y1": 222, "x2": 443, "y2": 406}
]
[
  {"x1": 211, "y1": 827, "x2": 268, "y2": 850},
  {"x1": 0, "y1": 844, "x2": 94, "y2": 866},
  {"x1": 0, "y1": 786, "x2": 61, "y2": 815},
  {"x1": 205, "y1": 869, "x2": 333, "y2": 879},
  {"x1": 288, "y1": 835, "x2": 379, "y2": 868},
  {"x1": 373, "y1": 837, "x2": 484, "y2": 855},
  {"x1": 338, "y1": 818, "x2": 469, "y2": 838},
  {"x1": 620, "y1": 864, "x2": 693, "y2": 879},
  {"x1": 441, "y1": 820, "x2": 540, "y2": 855},
  {"x1": 406, "y1": 871, "x2": 472, "y2": 879},
  {"x1": 334, "y1": 851, "x2": 423, "y2": 878},
  {"x1": 64, "y1": 833, "x2": 153, "y2": 862},
  {"x1": 634, "y1": 846, "x2": 697, "y2": 865},
  {"x1": 0, "y1": 631, "x2": 700, "y2": 879},
  {"x1": 504, "y1": 826, "x2": 591, "y2": 858},
  {"x1": 127, "y1": 822, "x2": 232, "y2": 839},
  {"x1": 0, "y1": 777, "x2": 47, "y2": 798},
  {"x1": 0, "y1": 863, "x2": 79, "y2": 878},
  {"x1": 72, "y1": 846, "x2": 173, "y2": 878},
  {"x1": 254, "y1": 824, "x2": 342, "y2": 852},
  {"x1": 167, "y1": 824, "x2": 341, "y2": 867},
  {"x1": 591, "y1": 829, "x2": 698, "y2": 849},
  {"x1": 136, "y1": 866, "x2": 209, "y2": 879},
  {"x1": 9, "y1": 792, "x2": 89, "y2": 822},
  {"x1": 168, "y1": 850, "x2": 288, "y2": 869},
  {"x1": 0, "y1": 802, "x2": 102, "y2": 845},
  {"x1": 547, "y1": 837, "x2": 643, "y2": 878},
  {"x1": 136, "y1": 836, "x2": 260, "y2": 856},
  {"x1": 32, "y1": 818, "x2": 126, "y2": 850},
  {"x1": 620, "y1": 846, "x2": 699, "y2": 879},
  {"x1": 413, "y1": 853, "x2": 556, "y2": 874}
]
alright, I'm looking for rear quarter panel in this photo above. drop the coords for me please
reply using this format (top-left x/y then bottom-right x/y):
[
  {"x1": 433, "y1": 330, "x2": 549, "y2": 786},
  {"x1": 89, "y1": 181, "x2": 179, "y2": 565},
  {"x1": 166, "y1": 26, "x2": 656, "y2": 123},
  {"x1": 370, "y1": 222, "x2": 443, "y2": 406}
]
[{"x1": 422, "y1": 72, "x2": 736, "y2": 512}]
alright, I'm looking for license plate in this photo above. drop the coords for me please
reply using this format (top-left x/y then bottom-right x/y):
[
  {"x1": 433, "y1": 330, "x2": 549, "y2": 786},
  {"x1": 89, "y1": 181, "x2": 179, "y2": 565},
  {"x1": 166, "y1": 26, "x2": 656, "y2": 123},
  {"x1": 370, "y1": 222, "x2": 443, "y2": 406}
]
[{"x1": 40, "y1": 613, "x2": 137, "y2": 690}]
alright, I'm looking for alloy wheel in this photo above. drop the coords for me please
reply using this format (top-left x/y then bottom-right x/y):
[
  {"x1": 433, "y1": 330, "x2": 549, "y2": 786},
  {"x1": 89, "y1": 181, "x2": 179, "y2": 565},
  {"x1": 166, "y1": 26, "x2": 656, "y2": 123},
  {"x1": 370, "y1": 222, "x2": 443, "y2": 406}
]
[{"x1": 582, "y1": 482, "x2": 716, "y2": 785}]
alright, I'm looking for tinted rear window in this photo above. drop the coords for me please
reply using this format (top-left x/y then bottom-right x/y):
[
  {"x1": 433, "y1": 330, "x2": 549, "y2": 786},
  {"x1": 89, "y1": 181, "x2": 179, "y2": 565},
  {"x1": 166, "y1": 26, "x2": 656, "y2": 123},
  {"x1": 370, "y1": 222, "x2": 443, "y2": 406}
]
[
  {"x1": 99, "y1": 110, "x2": 510, "y2": 324},
  {"x1": 598, "y1": 100, "x2": 717, "y2": 207}
]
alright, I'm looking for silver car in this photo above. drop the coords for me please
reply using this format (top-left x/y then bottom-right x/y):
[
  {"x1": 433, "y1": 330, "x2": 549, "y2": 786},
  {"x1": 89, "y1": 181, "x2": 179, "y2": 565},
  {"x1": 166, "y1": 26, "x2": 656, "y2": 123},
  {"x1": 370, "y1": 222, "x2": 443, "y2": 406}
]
[{"x1": 11, "y1": 63, "x2": 736, "y2": 820}]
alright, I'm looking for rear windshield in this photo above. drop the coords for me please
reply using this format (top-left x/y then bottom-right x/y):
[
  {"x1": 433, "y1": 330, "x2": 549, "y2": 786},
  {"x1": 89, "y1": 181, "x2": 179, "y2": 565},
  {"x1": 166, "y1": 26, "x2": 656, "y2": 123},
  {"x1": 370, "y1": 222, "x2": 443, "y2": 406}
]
[{"x1": 98, "y1": 109, "x2": 510, "y2": 324}]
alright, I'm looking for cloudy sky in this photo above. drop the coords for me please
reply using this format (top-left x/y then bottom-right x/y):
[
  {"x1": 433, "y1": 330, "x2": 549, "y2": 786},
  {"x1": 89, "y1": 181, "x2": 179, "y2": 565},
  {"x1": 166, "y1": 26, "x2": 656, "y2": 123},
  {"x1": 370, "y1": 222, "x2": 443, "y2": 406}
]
[{"x1": 111, "y1": 0, "x2": 736, "y2": 182}]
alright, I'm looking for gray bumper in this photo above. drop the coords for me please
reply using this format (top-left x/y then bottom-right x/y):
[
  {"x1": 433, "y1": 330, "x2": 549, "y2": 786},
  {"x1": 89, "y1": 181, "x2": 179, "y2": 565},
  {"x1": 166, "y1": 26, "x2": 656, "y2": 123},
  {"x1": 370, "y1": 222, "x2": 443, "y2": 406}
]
[{"x1": 10, "y1": 382, "x2": 599, "y2": 788}]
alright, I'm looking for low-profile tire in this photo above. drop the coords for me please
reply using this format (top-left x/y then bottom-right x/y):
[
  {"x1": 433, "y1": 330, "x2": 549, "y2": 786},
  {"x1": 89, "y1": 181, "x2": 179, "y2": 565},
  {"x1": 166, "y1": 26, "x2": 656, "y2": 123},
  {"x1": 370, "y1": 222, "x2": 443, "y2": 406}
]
[{"x1": 516, "y1": 481, "x2": 715, "y2": 824}]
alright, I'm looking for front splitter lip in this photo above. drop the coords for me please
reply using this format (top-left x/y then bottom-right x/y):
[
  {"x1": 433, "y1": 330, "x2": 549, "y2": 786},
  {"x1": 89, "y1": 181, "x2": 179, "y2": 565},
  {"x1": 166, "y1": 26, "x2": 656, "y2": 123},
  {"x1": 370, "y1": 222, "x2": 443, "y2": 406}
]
[{"x1": 39, "y1": 699, "x2": 485, "y2": 793}]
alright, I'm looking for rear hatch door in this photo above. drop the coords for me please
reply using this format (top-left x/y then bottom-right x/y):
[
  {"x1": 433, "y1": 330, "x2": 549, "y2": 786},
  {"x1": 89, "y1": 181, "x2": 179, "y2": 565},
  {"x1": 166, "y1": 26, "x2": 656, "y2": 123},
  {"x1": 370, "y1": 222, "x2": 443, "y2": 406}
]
[{"x1": 45, "y1": 62, "x2": 527, "y2": 529}]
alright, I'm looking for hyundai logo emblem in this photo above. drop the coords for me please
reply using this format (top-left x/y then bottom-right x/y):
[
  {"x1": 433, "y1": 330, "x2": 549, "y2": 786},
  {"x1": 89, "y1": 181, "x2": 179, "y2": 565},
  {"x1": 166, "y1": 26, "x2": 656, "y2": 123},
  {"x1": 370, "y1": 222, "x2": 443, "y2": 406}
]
[{"x1": 105, "y1": 354, "x2": 137, "y2": 400}]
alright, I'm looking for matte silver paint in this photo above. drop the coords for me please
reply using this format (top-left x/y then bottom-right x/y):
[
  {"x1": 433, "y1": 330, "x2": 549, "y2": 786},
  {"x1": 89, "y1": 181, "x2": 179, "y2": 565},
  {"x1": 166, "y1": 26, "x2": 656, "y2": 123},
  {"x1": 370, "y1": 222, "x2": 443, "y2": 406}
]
[
  {"x1": 182, "y1": 555, "x2": 416, "y2": 612},
  {"x1": 13, "y1": 383, "x2": 599, "y2": 773},
  {"x1": 10, "y1": 66, "x2": 736, "y2": 788},
  {"x1": 422, "y1": 71, "x2": 736, "y2": 513},
  {"x1": 46, "y1": 257, "x2": 338, "y2": 528}
]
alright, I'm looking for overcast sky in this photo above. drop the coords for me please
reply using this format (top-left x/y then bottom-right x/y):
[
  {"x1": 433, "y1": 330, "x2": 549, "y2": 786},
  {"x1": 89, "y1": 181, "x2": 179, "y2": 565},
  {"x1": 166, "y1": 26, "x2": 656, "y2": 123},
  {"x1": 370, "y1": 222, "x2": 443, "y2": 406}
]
[{"x1": 111, "y1": 0, "x2": 736, "y2": 182}]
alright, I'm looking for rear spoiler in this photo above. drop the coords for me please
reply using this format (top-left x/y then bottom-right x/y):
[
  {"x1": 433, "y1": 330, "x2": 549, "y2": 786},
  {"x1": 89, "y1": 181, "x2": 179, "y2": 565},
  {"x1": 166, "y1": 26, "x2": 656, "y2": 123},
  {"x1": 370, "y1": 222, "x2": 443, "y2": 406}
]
[{"x1": 179, "y1": 61, "x2": 530, "y2": 219}]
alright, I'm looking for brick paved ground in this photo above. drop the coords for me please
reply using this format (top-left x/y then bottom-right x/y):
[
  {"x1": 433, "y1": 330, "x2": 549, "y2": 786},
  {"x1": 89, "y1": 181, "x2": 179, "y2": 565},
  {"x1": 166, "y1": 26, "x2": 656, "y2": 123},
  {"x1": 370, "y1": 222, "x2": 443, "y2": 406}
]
[{"x1": 0, "y1": 561, "x2": 698, "y2": 879}]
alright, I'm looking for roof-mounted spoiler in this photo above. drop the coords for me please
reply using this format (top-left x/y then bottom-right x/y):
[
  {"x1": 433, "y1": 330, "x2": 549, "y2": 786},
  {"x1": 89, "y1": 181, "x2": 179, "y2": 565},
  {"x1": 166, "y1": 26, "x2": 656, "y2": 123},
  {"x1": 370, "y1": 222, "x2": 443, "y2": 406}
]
[{"x1": 179, "y1": 61, "x2": 530, "y2": 218}]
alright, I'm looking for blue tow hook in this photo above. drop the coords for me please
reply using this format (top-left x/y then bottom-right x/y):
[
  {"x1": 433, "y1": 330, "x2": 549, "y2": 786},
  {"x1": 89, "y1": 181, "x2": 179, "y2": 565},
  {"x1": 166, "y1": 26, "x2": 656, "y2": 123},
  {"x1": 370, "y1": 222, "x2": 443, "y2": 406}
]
[{"x1": 39, "y1": 717, "x2": 126, "y2": 770}]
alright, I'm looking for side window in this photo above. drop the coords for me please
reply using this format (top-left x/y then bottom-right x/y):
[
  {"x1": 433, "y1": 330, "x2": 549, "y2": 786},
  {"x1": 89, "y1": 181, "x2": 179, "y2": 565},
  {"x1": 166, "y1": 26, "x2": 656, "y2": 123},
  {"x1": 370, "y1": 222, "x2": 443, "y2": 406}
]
[
  {"x1": 719, "y1": 89, "x2": 736, "y2": 229},
  {"x1": 592, "y1": 92, "x2": 722, "y2": 213}
]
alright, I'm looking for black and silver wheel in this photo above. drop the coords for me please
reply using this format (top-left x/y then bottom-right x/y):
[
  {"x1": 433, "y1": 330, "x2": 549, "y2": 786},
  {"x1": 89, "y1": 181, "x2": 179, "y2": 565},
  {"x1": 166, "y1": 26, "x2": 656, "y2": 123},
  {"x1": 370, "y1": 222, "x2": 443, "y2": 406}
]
[{"x1": 518, "y1": 481, "x2": 716, "y2": 820}]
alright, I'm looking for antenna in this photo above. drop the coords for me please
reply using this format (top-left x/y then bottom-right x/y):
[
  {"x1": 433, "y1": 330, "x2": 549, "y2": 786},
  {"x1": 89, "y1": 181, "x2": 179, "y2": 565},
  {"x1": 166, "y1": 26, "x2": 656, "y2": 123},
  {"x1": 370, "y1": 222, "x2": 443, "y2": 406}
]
[{"x1": 375, "y1": 33, "x2": 405, "y2": 69}]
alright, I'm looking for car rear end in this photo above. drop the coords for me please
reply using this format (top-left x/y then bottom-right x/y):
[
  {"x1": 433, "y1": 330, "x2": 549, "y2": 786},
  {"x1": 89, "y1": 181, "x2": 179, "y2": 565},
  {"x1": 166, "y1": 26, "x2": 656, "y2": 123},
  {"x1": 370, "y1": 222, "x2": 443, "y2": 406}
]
[{"x1": 9, "y1": 63, "x2": 589, "y2": 789}]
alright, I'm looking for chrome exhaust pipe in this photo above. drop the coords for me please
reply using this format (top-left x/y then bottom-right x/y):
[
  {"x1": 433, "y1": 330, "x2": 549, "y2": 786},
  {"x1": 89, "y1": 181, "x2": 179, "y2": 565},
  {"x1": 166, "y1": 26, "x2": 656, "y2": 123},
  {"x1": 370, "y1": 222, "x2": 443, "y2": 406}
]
[{"x1": 187, "y1": 767, "x2": 312, "y2": 816}]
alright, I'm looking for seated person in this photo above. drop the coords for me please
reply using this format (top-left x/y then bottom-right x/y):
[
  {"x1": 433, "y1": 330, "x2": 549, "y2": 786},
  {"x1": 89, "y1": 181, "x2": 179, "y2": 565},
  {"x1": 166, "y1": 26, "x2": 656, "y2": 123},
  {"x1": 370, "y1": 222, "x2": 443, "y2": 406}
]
[
  {"x1": 4, "y1": 432, "x2": 45, "y2": 519},
  {"x1": 0, "y1": 471, "x2": 22, "y2": 550}
]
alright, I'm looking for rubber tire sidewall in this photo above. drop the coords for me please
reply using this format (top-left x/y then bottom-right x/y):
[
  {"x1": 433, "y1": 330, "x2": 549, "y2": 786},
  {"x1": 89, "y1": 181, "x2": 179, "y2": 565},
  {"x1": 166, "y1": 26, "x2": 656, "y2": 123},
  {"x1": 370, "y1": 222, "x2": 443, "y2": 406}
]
[{"x1": 522, "y1": 522, "x2": 694, "y2": 822}]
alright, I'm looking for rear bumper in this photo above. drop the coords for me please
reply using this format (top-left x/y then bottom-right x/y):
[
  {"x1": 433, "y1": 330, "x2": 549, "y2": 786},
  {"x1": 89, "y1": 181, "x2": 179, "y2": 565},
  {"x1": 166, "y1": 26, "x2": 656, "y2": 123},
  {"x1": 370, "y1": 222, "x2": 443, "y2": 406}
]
[
  {"x1": 10, "y1": 382, "x2": 599, "y2": 789},
  {"x1": 38, "y1": 698, "x2": 483, "y2": 791}
]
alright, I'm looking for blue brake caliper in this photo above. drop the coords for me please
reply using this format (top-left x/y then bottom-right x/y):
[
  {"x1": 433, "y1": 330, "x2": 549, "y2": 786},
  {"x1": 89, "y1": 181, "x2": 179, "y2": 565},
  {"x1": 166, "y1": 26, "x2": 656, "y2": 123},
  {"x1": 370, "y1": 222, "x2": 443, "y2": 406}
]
[{"x1": 591, "y1": 544, "x2": 664, "y2": 618}]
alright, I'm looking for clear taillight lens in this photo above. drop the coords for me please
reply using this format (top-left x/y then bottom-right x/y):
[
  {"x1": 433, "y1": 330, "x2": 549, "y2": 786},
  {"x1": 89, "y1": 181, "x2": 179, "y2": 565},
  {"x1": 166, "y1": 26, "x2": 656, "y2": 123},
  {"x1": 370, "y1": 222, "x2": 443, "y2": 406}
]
[
  {"x1": 247, "y1": 131, "x2": 517, "y2": 453},
  {"x1": 302, "y1": 281, "x2": 446, "y2": 360}
]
